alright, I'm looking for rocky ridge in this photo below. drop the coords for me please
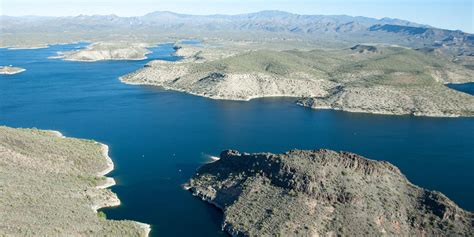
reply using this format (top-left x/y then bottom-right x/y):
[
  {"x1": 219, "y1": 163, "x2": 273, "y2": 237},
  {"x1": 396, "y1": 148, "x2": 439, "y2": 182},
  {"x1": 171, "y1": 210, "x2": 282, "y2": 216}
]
[{"x1": 186, "y1": 149, "x2": 474, "y2": 236}]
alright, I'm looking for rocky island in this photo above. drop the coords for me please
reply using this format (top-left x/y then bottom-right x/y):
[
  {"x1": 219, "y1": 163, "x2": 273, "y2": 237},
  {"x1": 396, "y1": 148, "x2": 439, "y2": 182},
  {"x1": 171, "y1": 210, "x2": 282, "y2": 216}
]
[
  {"x1": 186, "y1": 149, "x2": 474, "y2": 236},
  {"x1": 122, "y1": 42, "x2": 474, "y2": 117},
  {"x1": 0, "y1": 66, "x2": 26, "y2": 75},
  {"x1": 0, "y1": 126, "x2": 150, "y2": 236},
  {"x1": 53, "y1": 42, "x2": 152, "y2": 62}
]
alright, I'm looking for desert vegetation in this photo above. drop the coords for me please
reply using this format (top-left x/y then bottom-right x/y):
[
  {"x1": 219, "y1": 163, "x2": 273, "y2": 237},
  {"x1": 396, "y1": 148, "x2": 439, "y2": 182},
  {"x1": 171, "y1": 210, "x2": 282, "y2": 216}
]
[
  {"x1": 122, "y1": 42, "x2": 474, "y2": 117},
  {"x1": 0, "y1": 126, "x2": 149, "y2": 236},
  {"x1": 186, "y1": 149, "x2": 474, "y2": 236}
]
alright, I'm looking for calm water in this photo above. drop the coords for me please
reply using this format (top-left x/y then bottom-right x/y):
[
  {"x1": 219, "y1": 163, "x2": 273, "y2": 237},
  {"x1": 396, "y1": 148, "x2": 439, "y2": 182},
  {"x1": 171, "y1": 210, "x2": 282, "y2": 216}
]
[
  {"x1": 448, "y1": 82, "x2": 474, "y2": 95},
  {"x1": 1, "y1": 44, "x2": 473, "y2": 236}
]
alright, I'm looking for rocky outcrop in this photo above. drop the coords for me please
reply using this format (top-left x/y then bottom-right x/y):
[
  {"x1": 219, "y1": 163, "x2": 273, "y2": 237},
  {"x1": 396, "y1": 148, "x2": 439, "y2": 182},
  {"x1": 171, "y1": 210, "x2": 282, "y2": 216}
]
[
  {"x1": 0, "y1": 126, "x2": 150, "y2": 236},
  {"x1": 0, "y1": 66, "x2": 26, "y2": 75},
  {"x1": 186, "y1": 149, "x2": 473, "y2": 236}
]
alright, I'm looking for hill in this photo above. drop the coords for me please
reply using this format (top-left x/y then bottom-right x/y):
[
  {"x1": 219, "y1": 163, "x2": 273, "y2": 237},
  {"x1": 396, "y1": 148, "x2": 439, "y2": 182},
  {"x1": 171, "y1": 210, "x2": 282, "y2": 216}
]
[
  {"x1": 186, "y1": 149, "x2": 474, "y2": 236},
  {"x1": 122, "y1": 43, "x2": 474, "y2": 117}
]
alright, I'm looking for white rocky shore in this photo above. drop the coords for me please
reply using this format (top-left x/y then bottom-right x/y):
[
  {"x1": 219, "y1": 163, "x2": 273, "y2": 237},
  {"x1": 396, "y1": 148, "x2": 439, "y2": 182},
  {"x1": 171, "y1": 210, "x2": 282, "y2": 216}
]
[
  {"x1": 121, "y1": 42, "x2": 474, "y2": 117},
  {"x1": 53, "y1": 42, "x2": 152, "y2": 62},
  {"x1": 0, "y1": 66, "x2": 26, "y2": 75},
  {"x1": 0, "y1": 126, "x2": 150, "y2": 236}
]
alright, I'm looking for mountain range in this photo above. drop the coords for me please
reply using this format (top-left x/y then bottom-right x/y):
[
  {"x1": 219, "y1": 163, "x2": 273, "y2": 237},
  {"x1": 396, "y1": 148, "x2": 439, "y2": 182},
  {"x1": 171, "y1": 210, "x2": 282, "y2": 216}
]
[{"x1": 1, "y1": 10, "x2": 472, "y2": 64}]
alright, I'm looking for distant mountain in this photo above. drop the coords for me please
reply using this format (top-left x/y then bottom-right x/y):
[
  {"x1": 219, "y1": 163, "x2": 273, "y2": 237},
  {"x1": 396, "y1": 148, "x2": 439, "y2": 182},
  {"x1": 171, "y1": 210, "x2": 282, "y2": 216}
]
[
  {"x1": 1, "y1": 10, "x2": 472, "y2": 60},
  {"x1": 134, "y1": 10, "x2": 427, "y2": 33},
  {"x1": 369, "y1": 24, "x2": 474, "y2": 59},
  {"x1": 0, "y1": 10, "x2": 432, "y2": 34}
]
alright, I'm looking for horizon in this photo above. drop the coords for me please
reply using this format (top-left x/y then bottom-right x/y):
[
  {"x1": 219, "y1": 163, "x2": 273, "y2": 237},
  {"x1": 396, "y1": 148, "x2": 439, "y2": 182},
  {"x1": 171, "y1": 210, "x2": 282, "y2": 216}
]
[{"x1": 1, "y1": 0, "x2": 472, "y2": 33}]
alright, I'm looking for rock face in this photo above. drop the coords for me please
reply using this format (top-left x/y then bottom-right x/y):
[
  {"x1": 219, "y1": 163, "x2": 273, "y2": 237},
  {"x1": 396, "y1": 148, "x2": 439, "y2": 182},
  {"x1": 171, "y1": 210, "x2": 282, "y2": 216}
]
[
  {"x1": 0, "y1": 66, "x2": 26, "y2": 75},
  {"x1": 55, "y1": 42, "x2": 151, "y2": 61},
  {"x1": 186, "y1": 149, "x2": 473, "y2": 236},
  {"x1": 0, "y1": 126, "x2": 150, "y2": 236},
  {"x1": 122, "y1": 43, "x2": 474, "y2": 117}
]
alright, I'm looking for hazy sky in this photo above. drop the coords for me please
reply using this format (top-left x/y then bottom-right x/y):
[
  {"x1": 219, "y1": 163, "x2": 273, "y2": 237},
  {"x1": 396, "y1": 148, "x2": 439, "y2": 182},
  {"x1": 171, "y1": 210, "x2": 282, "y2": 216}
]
[{"x1": 1, "y1": 0, "x2": 473, "y2": 33}]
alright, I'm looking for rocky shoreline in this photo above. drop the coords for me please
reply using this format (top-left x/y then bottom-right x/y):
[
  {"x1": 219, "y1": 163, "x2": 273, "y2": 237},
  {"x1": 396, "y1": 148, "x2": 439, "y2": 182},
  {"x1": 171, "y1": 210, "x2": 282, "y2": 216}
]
[
  {"x1": 186, "y1": 149, "x2": 474, "y2": 236},
  {"x1": 0, "y1": 126, "x2": 150, "y2": 236},
  {"x1": 0, "y1": 66, "x2": 26, "y2": 75},
  {"x1": 53, "y1": 42, "x2": 152, "y2": 62},
  {"x1": 296, "y1": 84, "x2": 474, "y2": 117},
  {"x1": 121, "y1": 43, "x2": 474, "y2": 117}
]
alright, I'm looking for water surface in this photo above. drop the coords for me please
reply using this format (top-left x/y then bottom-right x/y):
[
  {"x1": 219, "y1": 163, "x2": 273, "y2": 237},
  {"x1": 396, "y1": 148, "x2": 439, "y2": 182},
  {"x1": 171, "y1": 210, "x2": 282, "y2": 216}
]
[
  {"x1": 1, "y1": 44, "x2": 473, "y2": 236},
  {"x1": 448, "y1": 82, "x2": 474, "y2": 95}
]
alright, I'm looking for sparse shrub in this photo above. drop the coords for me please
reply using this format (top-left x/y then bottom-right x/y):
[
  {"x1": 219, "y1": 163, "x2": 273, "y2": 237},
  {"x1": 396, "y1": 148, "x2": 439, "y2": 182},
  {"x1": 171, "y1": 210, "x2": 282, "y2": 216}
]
[{"x1": 97, "y1": 211, "x2": 107, "y2": 220}]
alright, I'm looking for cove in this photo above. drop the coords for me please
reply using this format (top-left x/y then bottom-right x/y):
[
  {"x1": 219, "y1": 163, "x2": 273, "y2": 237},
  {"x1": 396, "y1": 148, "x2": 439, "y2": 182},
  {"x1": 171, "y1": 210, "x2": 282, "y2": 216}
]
[
  {"x1": 448, "y1": 82, "x2": 474, "y2": 96},
  {"x1": 1, "y1": 43, "x2": 473, "y2": 236}
]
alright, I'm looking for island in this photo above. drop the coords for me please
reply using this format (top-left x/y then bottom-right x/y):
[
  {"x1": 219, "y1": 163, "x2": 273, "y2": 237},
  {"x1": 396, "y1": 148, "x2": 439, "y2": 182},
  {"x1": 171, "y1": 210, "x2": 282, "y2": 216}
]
[
  {"x1": 0, "y1": 126, "x2": 150, "y2": 236},
  {"x1": 186, "y1": 149, "x2": 473, "y2": 236},
  {"x1": 121, "y1": 42, "x2": 474, "y2": 117},
  {"x1": 0, "y1": 66, "x2": 26, "y2": 75},
  {"x1": 53, "y1": 42, "x2": 152, "y2": 62}
]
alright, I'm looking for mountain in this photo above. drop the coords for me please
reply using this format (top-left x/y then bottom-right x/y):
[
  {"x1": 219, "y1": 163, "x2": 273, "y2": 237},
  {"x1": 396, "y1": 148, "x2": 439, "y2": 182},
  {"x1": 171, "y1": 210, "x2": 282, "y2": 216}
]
[
  {"x1": 1, "y1": 11, "x2": 472, "y2": 62},
  {"x1": 0, "y1": 10, "x2": 450, "y2": 36}
]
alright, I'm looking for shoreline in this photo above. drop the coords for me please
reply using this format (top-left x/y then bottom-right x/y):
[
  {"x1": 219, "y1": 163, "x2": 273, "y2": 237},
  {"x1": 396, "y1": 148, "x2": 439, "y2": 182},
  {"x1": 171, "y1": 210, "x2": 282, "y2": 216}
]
[
  {"x1": 121, "y1": 78, "x2": 473, "y2": 118},
  {"x1": 7, "y1": 46, "x2": 49, "y2": 50},
  {"x1": 98, "y1": 143, "x2": 114, "y2": 176},
  {"x1": 52, "y1": 42, "x2": 157, "y2": 62},
  {"x1": 62, "y1": 56, "x2": 149, "y2": 62},
  {"x1": 186, "y1": 149, "x2": 474, "y2": 236},
  {"x1": 120, "y1": 77, "x2": 307, "y2": 102},
  {"x1": 0, "y1": 68, "x2": 26, "y2": 75},
  {"x1": 48, "y1": 130, "x2": 66, "y2": 138},
  {"x1": 49, "y1": 130, "x2": 151, "y2": 236},
  {"x1": 96, "y1": 142, "x2": 152, "y2": 236},
  {"x1": 3, "y1": 40, "x2": 90, "y2": 50},
  {"x1": 297, "y1": 104, "x2": 466, "y2": 118}
]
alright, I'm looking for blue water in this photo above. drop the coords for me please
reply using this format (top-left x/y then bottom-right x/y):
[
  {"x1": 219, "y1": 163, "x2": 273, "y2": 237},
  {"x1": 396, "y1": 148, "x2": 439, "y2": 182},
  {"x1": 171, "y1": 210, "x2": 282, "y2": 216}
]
[
  {"x1": 180, "y1": 39, "x2": 201, "y2": 45},
  {"x1": 448, "y1": 82, "x2": 474, "y2": 96},
  {"x1": 1, "y1": 43, "x2": 473, "y2": 236}
]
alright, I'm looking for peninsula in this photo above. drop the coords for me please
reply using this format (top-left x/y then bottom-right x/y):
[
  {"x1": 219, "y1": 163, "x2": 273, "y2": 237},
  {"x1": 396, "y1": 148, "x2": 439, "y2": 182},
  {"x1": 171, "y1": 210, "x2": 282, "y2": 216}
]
[
  {"x1": 186, "y1": 149, "x2": 474, "y2": 236},
  {"x1": 122, "y1": 42, "x2": 474, "y2": 117},
  {"x1": 0, "y1": 126, "x2": 150, "y2": 236}
]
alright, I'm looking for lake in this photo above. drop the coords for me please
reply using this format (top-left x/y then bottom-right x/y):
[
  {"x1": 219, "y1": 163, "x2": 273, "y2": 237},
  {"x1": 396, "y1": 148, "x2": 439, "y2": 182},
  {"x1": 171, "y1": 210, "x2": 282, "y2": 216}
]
[
  {"x1": 1, "y1": 43, "x2": 473, "y2": 236},
  {"x1": 448, "y1": 82, "x2": 474, "y2": 96}
]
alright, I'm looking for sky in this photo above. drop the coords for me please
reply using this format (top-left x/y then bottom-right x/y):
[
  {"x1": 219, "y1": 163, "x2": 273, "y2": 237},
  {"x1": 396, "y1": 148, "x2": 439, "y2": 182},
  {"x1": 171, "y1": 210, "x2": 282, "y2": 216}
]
[{"x1": 1, "y1": 0, "x2": 473, "y2": 33}]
